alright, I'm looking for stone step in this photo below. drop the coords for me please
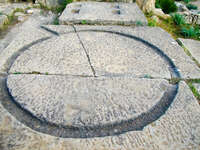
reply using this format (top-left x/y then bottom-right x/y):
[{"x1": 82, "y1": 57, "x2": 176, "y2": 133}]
[{"x1": 59, "y1": 2, "x2": 148, "y2": 25}]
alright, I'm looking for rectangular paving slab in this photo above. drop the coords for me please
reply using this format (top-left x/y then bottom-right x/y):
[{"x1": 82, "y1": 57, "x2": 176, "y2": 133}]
[{"x1": 59, "y1": 2, "x2": 148, "y2": 25}]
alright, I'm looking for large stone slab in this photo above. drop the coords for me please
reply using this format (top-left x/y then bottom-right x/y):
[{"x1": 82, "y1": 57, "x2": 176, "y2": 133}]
[
  {"x1": 59, "y1": 2, "x2": 148, "y2": 25},
  {"x1": 75, "y1": 26, "x2": 200, "y2": 79},
  {"x1": 1, "y1": 77, "x2": 200, "y2": 149},
  {"x1": 7, "y1": 74, "x2": 171, "y2": 128},
  {"x1": 9, "y1": 33, "x2": 93, "y2": 76},
  {"x1": 178, "y1": 38, "x2": 200, "y2": 64}
]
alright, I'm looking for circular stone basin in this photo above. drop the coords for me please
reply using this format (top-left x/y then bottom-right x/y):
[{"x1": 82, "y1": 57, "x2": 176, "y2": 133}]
[{"x1": 6, "y1": 30, "x2": 177, "y2": 135}]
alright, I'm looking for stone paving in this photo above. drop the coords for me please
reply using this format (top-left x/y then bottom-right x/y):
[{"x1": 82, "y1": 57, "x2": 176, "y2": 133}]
[
  {"x1": 0, "y1": 2, "x2": 200, "y2": 150},
  {"x1": 59, "y1": 2, "x2": 147, "y2": 25}
]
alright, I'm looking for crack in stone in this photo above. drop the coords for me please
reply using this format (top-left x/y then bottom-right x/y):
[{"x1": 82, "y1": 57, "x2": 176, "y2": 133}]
[{"x1": 72, "y1": 25, "x2": 97, "y2": 77}]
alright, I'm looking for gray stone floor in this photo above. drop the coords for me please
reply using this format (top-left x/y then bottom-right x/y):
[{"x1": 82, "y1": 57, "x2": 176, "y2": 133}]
[{"x1": 0, "y1": 2, "x2": 200, "y2": 150}]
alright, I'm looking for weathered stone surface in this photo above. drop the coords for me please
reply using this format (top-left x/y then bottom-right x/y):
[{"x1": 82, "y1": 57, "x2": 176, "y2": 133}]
[
  {"x1": 1, "y1": 78, "x2": 200, "y2": 149},
  {"x1": 75, "y1": 25, "x2": 200, "y2": 79},
  {"x1": 178, "y1": 38, "x2": 200, "y2": 64},
  {"x1": 0, "y1": 15, "x2": 200, "y2": 148},
  {"x1": 9, "y1": 33, "x2": 93, "y2": 76},
  {"x1": 59, "y1": 2, "x2": 148, "y2": 25},
  {"x1": 0, "y1": 11, "x2": 56, "y2": 73},
  {"x1": 136, "y1": 0, "x2": 155, "y2": 13},
  {"x1": 136, "y1": 0, "x2": 170, "y2": 19},
  {"x1": 7, "y1": 74, "x2": 170, "y2": 127},
  {"x1": 77, "y1": 29, "x2": 170, "y2": 78}
]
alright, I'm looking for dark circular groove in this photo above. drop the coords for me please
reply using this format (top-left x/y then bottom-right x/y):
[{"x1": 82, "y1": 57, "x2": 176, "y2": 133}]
[{"x1": 1, "y1": 29, "x2": 180, "y2": 138}]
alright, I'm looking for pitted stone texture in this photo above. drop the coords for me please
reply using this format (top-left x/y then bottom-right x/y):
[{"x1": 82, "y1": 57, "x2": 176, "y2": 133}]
[
  {"x1": 9, "y1": 33, "x2": 93, "y2": 76},
  {"x1": 7, "y1": 74, "x2": 170, "y2": 127},
  {"x1": 75, "y1": 26, "x2": 200, "y2": 79},
  {"x1": 76, "y1": 29, "x2": 171, "y2": 78},
  {"x1": 178, "y1": 38, "x2": 200, "y2": 63},
  {"x1": 59, "y1": 2, "x2": 147, "y2": 25},
  {"x1": 1, "y1": 80, "x2": 200, "y2": 149},
  {"x1": 0, "y1": 14, "x2": 65, "y2": 74}
]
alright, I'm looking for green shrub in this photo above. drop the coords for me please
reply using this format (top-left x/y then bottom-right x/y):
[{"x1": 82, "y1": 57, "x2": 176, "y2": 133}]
[
  {"x1": 184, "y1": 0, "x2": 190, "y2": 4},
  {"x1": 155, "y1": 0, "x2": 161, "y2": 8},
  {"x1": 181, "y1": 26, "x2": 200, "y2": 38},
  {"x1": 171, "y1": 13, "x2": 185, "y2": 25},
  {"x1": 186, "y1": 4, "x2": 198, "y2": 10},
  {"x1": 156, "y1": 0, "x2": 177, "y2": 14}
]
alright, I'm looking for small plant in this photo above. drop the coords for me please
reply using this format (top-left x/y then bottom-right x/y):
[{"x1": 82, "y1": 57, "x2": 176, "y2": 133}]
[
  {"x1": 171, "y1": 13, "x2": 185, "y2": 25},
  {"x1": 136, "y1": 20, "x2": 144, "y2": 26},
  {"x1": 14, "y1": 8, "x2": 25, "y2": 13},
  {"x1": 144, "y1": 74, "x2": 152, "y2": 79},
  {"x1": 31, "y1": 71, "x2": 41, "y2": 74},
  {"x1": 181, "y1": 26, "x2": 200, "y2": 39},
  {"x1": 45, "y1": 72, "x2": 49, "y2": 75},
  {"x1": 148, "y1": 19, "x2": 157, "y2": 27},
  {"x1": 186, "y1": 4, "x2": 198, "y2": 10},
  {"x1": 81, "y1": 20, "x2": 87, "y2": 24},
  {"x1": 157, "y1": 0, "x2": 177, "y2": 14},
  {"x1": 186, "y1": 79, "x2": 200, "y2": 102},
  {"x1": 13, "y1": 72, "x2": 21, "y2": 74},
  {"x1": 0, "y1": 12, "x2": 3, "y2": 15}
]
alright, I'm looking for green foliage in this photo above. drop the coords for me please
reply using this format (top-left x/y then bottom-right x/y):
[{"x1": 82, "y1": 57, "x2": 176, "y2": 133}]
[
  {"x1": 56, "y1": 0, "x2": 73, "y2": 13},
  {"x1": 13, "y1": 72, "x2": 22, "y2": 74},
  {"x1": 81, "y1": 20, "x2": 87, "y2": 24},
  {"x1": 186, "y1": 3, "x2": 198, "y2": 10},
  {"x1": 184, "y1": 0, "x2": 191, "y2": 4},
  {"x1": 144, "y1": 74, "x2": 153, "y2": 79},
  {"x1": 171, "y1": 13, "x2": 185, "y2": 25},
  {"x1": 148, "y1": 19, "x2": 157, "y2": 27},
  {"x1": 181, "y1": 26, "x2": 200, "y2": 39},
  {"x1": 14, "y1": 8, "x2": 25, "y2": 13},
  {"x1": 136, "y1": 20, "x2": 144, "y2": 26},
  {"x1": 156, "y1": 0, "x2": 177, "y2": 14},
  {"x1": 187, "y1": 80, "x2": 200, "y2": 102},
  {"x1": 155, "y1": 0, "x2": 161, "y2": 8}
]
